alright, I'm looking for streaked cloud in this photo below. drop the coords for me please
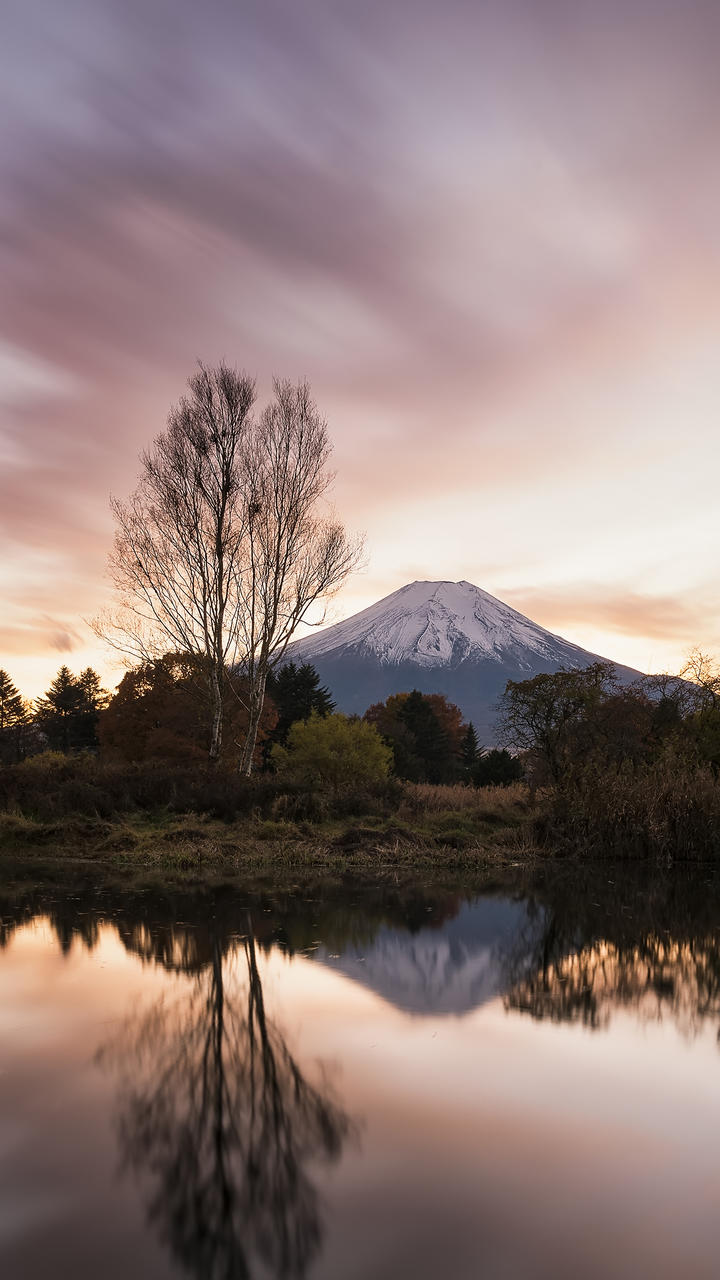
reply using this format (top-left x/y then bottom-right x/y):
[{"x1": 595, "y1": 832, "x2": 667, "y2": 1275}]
[
  {"x1": 502, "y1": 586, "x2": 720, "y2": 646},
  {"x1": 2, "y1": 0, "x2": 720, "y2": 694}
]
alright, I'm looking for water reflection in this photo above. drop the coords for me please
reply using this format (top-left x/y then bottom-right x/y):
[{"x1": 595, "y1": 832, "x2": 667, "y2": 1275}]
[
  {"x1": 506, "y1": 934, "x2": 720, "y2": 1035},
  {"x1": 317, "y1": 896, "x2": 528, "y2": 1015},
  {"x1": 501, "y1": 870, "x2": 720, "y2": 1038},
  {"x1": 3, "y1": 869, "x2": 720, "y2": 1279},
  {"x1": 98, "y1": 925, "x2": 354, "y2": 1280},
  {"x1": 2, "y1": 871, "x2": 720, "y2": 1039}
]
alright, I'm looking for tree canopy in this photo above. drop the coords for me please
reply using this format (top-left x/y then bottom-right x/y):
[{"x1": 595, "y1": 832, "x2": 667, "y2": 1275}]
[
  {"x1": 99, "y1": 652, "x2": 276, "y2": 767},
  {"x1": 497, "y1": 658, "x2": 720, "y2": 788},
  {"x1": 264, "y1": 661, "x2": 335, "y2": 751},
  {"x1": 497, "y1": 663, "x2": 619, "y2": 786}
]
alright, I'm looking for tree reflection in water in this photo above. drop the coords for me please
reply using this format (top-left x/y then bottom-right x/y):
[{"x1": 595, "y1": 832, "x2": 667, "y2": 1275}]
[
  {"x1": 502, "y1": 873, "x2": 720, "y2": 1039},
  {"x1": 98, "y1": 926, "x2": 354, "y2": 1280}
]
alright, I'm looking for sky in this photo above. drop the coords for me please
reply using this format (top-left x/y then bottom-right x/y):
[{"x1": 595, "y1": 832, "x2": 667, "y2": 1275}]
[{"x1": 2, "y1": 0, "x2": 720, "y2": 698}]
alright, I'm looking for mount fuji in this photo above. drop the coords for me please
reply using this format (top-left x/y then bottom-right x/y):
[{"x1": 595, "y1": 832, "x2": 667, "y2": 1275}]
[{"x1": 286, "y1": 579, "x2": 640, "y2": 741}]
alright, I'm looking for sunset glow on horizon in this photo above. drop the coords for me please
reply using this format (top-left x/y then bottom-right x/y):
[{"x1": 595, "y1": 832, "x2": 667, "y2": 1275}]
[{"x1": 3, "y1": 0, "x2": 720, "y2": 698}]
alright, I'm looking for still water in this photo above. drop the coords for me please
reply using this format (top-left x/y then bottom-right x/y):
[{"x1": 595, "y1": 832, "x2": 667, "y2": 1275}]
[{"x1": 2, "y1": 867, "x2": 720, "y2": 1279}]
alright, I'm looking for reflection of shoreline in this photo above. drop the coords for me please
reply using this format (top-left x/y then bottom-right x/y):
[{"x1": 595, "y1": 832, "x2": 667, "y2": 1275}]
[
  {"x1": 0, "y1": 883, "x2": 467, "y2": 973},
  {"x1": 2, "y1": 870, "x2": 720, "y2": 1037},
  {"x1": 97, "y1": 928, "x2": 355, "y2": 1280},
  {"x1": 504, "y1": 931, "x2": 720, "y2": 1038}
]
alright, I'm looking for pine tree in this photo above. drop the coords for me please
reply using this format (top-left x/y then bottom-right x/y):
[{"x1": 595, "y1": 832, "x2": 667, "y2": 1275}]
[
  {"x1": 398, "y1": 690, "x2": 456, "y2": 784},
  {"x1": 460, "y1": 722, "x2": 480, "y2": 777},
  {"x1": 0, "y1": 670, "x2": 26, "y2": 733},
  {"x1": 0, "y1": 670, "x2": 29, "y2": 765},
  {"x1": 35, "y1": 666, "x2": 85, "y2": 752},
  {"x1": 76, "y1": 667, "x2": 109, "y2": 751},
  {"x1": 365, "y1": 690, "x2": 465, "y2": 783},
  {"x1": 78, "y1": 667, "x2": 107, "y2": 712},
  {"x1": 474, "y1": 748, "x2": 523, "y2": 788},
  {"x1": 265, "y1": 662, "x2": 335, "y2": 751}
]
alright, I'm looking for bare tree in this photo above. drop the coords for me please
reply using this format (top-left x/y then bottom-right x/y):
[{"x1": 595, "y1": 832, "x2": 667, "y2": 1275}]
[
  {"x1": 235, "y1": 380, "x2": 363, "y2": 775},
  {"x1": 93, "y1": 364, "x2": 255, "y2": 762},
  {"x1": 679, "y1": 648, "x2": 720, "y2": 711},
  {"x1": 95, "y1": 367, "x2": 361, "y2": 771},
  {"x1": 642, "y1": 648, "x2": 720, "y2": 720}
]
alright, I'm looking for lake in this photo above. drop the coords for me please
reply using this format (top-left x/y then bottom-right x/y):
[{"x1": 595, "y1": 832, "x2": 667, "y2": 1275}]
[{"x1": 1, "y1": 864, "x2": 720, "y2": 1279}]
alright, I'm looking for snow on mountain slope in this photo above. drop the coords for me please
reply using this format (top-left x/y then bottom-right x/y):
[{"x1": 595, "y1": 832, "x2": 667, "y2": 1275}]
[
  {"x1": 285, "y1": 579, "x2": 640, "y2": 737},
  {"x1": 290, "y1": 579, "x2": 600, "y2": 671}
]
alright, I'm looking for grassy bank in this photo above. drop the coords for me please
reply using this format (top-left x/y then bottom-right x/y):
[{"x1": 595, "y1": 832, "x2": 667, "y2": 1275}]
[
  {"x1": 0, "y1": 759, "x2": 538, "y2": 885},
  {"x1": 0, "y1": 791, "x2": 537, "y2": 881},
  {"x1": 3, "y1": 749, "x2": 720, "y2": 876}
]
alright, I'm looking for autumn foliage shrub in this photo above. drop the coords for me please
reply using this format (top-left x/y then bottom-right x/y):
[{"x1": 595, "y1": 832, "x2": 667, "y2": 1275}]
[
  {"x1": 546, "y1": 751, "x2": 720, "y2": 861},
  {"x1": 0, "y1": 748, "x2": 400, "y2": 825},
  {"x1": 270, "y1": 713, "x2": 393, "y2": 797},
  {"x1": 0, "y1": 753, "x2": 295, "y2": 823}
]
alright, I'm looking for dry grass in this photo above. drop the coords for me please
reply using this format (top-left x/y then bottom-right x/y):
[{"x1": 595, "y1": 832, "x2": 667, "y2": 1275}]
[
  {"x1": 549, "y1": 754, "x2": 720, "y2": 860},
  {"x1": 0, "y1": 777, "x2": 542, "y2": 878},
  {"x1": 0, "y1": 762, "x2": 543, "y2": 878},
  {"x1": 397, "y1": 780, "x2": 530, "y2": 817}
]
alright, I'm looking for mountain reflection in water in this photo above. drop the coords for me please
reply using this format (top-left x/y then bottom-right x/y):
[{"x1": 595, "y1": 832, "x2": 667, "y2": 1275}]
[
  {"x1": 2, "y1": 866, "x2": 720, "y2": 1280},
  {"x1": 2, "y1": 870, "x2": 720, "y2": 1037}
]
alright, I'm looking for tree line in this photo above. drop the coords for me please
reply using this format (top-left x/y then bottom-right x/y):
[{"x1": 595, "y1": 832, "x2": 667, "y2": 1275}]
[
  {"x1": 0, "y1": 665, "x2": 108, "y2": 764},
  {"x1": 0, "y1": 656, "x2": 519, "y2": 790}
]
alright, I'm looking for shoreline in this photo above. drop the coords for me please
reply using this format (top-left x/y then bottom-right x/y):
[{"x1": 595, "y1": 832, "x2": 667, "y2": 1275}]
[{"x1": 0, "y1": 807, "x2": 539, "y2": 894}]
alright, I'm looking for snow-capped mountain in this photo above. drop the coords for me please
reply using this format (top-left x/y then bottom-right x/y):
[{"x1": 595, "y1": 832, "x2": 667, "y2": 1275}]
[
  {"x1": 293, "y1": 580, "x2": 600, "y2": 669},
  {"x1": 286, "y1": 579, "x2": 639, "y2": 740}
]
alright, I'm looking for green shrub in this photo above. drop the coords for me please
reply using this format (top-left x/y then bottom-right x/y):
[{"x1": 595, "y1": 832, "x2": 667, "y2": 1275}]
[
  {"x1": 270, "y1": 713, "x2": 392, "y2": 796},
  {"x1": 14, "y1": 750, "x2": 77, "y2": 776}
]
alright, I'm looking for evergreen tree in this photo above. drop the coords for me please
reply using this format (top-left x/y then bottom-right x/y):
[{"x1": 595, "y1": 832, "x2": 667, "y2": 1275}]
[
  {"x1": 365, "y1": 690, "x2": 465, "y2": 783},
  {"x1": 398, "y1": 690, "x2": 457, "y2": 784},
  {"x1": 76, "y1": 667, "x2": 110, "y2": 751},
  {"x1": 265, "y1": 662, "x2": 335, "y2": 752},
  {"x1": 0, "y1": 670, "x2": 29, "y2": 765},
  {"x1": 474, "y1": 748, "x2": 523, "y2": 788},
  {"x1": 460, "y1": 722, "x2": 480, "y2": 777},
  {"x1": 78, "y1": 668, "x2": 107, "y2": 710},
  {"x1": 35, "y1": 666, "x2": 107, "y2": 753},
  {"x1": 0, "y1": 670, "x2": 26, "y2": 733},
  {"x1": 364, "y1": 696, "x2": 423, "y2": 780}
]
